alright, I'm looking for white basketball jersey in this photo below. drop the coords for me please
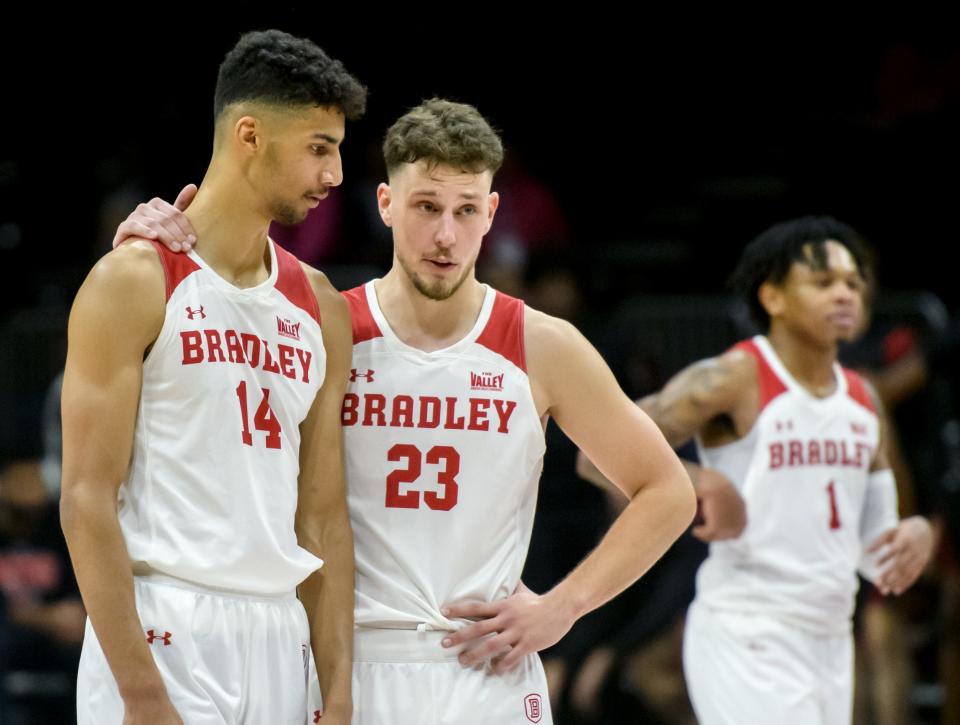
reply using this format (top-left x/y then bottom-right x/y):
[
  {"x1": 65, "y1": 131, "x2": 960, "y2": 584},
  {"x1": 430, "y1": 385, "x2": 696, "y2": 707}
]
[
  {"x1": 120, "y1": 240, "x2": 325, "y2": 594},
  {"x1": 694, "y1": 336, "x2": 882, "y2": 634},
  {"x1": 341, "y1": 281, "x2": 546, "y2": 630}
]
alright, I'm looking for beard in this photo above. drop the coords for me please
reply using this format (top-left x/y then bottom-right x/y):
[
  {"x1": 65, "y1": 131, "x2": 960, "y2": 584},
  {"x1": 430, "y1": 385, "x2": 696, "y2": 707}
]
[
  {"x1": 270, "y1": 199, "x2": 310, "y2": 227},
  {"x1": 398, "y1": 254, "x2": 473, "y2": 301}
]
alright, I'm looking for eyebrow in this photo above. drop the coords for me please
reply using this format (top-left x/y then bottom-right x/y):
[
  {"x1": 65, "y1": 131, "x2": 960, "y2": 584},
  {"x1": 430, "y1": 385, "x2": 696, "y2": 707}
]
[
  {"x1": 410, "y1": 189, "x2": 480, "y2": 200},
  {"x1": 310, "y1": 133, "x2": 341, "y2": 145}
]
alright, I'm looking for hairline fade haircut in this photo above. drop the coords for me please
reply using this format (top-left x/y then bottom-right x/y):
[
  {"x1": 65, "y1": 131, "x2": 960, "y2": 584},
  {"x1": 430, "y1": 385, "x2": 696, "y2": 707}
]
[
  {"x1": 214, "y1": 29, "x2": 367, "y2": 122},
  {"x1": 383, "y1": 98, "x2": 504, "y2": 178}
]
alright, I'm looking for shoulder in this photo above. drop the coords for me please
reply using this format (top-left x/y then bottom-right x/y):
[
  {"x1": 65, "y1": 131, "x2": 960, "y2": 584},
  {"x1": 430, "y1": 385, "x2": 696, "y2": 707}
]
[
  {"x1": 697, "y1": 345, "x2": 760, "y2": 392},
  {"x1": 299, "y1": 262, "x2": 349, "y2": 325},
  {"x1": 70, "y1": 240, "x2": 165, "y2": 348},
  {"x1": 523, "y1": 305, "x2": 583, "y2": 357},
  {"x1": 79, "y1": 240, "x2": 165, "y2": 312}
]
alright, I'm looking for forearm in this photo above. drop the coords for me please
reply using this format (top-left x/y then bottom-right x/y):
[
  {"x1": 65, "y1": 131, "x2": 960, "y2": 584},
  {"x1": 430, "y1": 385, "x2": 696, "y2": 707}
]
[
  {"x1": 298, "y1": 508, "x2": 354, "y2": 714},
  {"x1": 547, "y1": 472, "x2": 695, "y2": 619},
  {"x1": 61, "y1": 485, "x2": 163, "y2": 697}
]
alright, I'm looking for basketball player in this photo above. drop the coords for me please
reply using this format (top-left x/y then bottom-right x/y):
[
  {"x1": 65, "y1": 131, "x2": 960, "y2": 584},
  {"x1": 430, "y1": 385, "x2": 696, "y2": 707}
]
[
  {"x1": 114, "y1": 98, "x2": 696, "y2": 724},
  {"x1": 60, "y1": 31, "x2": 365, "y2": 724},
  {"x1": 581, "y1": 216, "x2": 933, "y2": 725}
]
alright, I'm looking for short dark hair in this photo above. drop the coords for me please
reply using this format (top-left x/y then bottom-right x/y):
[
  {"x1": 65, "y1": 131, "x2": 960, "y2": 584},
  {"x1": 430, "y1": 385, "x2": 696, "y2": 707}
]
[
  {"x1": 213, "y1": 30, "x2": 366, "y2": 121},
  {"x1": 383, "y1": 98, "x2": 504, "y2": 176},
  {"x1": 730, "y1": 215, "x2": 870, "y2": 330}
]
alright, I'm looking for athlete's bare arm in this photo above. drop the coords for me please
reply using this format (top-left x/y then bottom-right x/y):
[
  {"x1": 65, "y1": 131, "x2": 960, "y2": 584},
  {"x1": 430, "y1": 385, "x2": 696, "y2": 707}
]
[
  {"x1": 442, "y1": 309, "x2": 697, "y2": 672},
  {"x1": 577, "y1": 348, "x2": 754, "y2": 541},
  {"x1": 863, "y1": 382, "x2": 934, "y2": 597},
  {"x1": 295, "y1": 267, "x2": 355, "y2": 724},
  {"x1": 60, "y1": 241, "x2": 183, "y2": 724}
]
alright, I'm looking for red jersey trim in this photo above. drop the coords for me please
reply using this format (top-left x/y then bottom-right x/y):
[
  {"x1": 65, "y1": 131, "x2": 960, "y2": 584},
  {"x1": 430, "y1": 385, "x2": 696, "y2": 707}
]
[
  {"x1": 476, "y1": 292, "x2": 526, "y2": 373},
  {"x1": 733, "y1": 339, "x2": 788, "y2": 412},
  {"x1": 150, "y1": 241, "x2": 200, "y2": 301},
  {"x1": 843, "y1": 369, "x2": 877, "y2": 414},
  {"x1": 273, "y1": 243, "x2": 321, "y2": 326},
  {"x1": 342, "y1": 285, "x2": 382, "y2": 345}
]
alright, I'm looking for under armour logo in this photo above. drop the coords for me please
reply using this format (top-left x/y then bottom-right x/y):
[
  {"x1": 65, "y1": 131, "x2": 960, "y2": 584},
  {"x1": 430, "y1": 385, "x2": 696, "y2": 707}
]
[
  {"x1": 145, "y1": 629, "x2": 172, "y2": 646},
  {"x1": 775, "y1": 420, "x2": 794, "y2": 433},
  {"x1": 186, "y1": 305, "x2": 206, "y2": 320},
  {"x1": 350, "y1": 369, "x2": 375, "y2": 383},
  {"x1": 313, "y1": 710, "x2": 322, "y2": 722},
  {"x1": 851, "y1": 422, "x2": 867, "y2": 436}
]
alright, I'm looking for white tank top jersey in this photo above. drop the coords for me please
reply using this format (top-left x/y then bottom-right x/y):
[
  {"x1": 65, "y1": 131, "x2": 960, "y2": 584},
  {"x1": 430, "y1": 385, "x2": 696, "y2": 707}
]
[
  {"x1": 694, "y1": 335, "x2": 882, "y2": 634},
  {"x1": 341, "y1": 281, "x2": 546, "y2": 631},
  {"x1": 119, "y1": 240, "x2": 326, "y2": 595}
]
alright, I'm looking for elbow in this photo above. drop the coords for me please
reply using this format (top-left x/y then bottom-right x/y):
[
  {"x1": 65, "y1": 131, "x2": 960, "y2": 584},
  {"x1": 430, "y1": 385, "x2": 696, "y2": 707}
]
[
  {"x1": 670, "y1": 469, "x2": 699, "y2": 531},
  {"x1": 59, "y1": 484, "x2": 82, "y2": 539},
  {"x1": 575, "y1": 450, "x2": 592, "y2": 481},
  {"x1": 59, "y1": 478, "x2": 114, "y2": 541}
]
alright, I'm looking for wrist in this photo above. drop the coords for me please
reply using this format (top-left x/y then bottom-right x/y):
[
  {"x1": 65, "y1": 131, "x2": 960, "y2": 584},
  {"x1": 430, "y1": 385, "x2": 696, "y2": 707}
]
[{"x1": 544, "y1": 581, "x2": 586, "y2": 624}]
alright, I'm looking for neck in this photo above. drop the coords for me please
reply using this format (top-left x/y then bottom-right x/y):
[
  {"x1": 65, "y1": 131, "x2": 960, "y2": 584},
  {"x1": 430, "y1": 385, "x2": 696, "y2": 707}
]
[
  {"x1": 374, "y1": 266, "x2": 487, "y2": 351},
  {"x1": 766, "y1": 325, "x2": 839, "y2": 395},
  {"x1": 184, "y1": 160, "x2": 273, "y2": 287}
]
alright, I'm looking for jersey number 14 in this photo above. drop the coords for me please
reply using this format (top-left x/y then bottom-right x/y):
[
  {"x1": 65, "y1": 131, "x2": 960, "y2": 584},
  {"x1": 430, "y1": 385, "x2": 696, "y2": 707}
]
[{"x1": 235, "y1": 381, "x2": 282, "y2": 449}]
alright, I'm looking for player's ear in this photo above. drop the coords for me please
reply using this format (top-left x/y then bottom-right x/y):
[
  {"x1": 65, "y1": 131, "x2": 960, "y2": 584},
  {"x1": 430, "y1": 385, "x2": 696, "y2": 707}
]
[
  {"x1": 483, "y1": 191, "x2": 499, "y2": 234},
  {"x1": 377, "y1": 183, "x2": 393, "y2": 227},
  {"x1": 758, "y1": 281, "x2": 784, "y2": 319}
]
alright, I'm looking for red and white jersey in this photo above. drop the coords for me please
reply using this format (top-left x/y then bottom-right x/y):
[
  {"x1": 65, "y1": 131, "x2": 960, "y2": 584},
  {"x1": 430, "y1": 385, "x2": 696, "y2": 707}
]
[
  {"x1": 341, "y1": 281, "x2": 546, "y2": 630},
  {"x1": 694, "y1": 336, "x2": 882, "y2": 634},
  {"x1": 120, "y1": 241, "x2": 325, "y2": 595}
]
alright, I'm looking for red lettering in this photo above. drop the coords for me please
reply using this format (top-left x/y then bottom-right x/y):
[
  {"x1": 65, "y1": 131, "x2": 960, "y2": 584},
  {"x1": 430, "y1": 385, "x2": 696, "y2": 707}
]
[
  {"x1": 492, "y1": 400, "x2": 517, "y2": 434},
  {"x1": 444, "y1": 397, "x2": 465, "y2": 430},
  {"x1": 342, "y1": 393, "x2": 359, "y2": 426},
  {"x1": 277, "y1": 344, "x2": 297, "y2": 379},
  {"x1": 261, "y1": 338, "x2": 281, "y2": 374},
  {"x1": 224, "y1": 330, "x2": 245, "y2": 363},
  {"x1": 468, "y1": 398, "x2": 491, "y2": 431},
  {"x1": 840, "y1": 440, "x2": 856, "y2": 467},
  {"x1": 788, "y1": 440, "x2": 803, "y2": 466},
  {"x1": 296, "y1": 348, "x2": 312, "y2": 384},
  {"x1": 808, "y1": 440, "x2": 822, "y2": 465},
  {"x1": 204, "y1": 329, "x2": 226, "y2": 362},
  {"x1": 241, "y1": 333, "x2": 261, "y2": 368},
  {"x1": 363, "y1": 394, "x2": 387, "y2": 427},
  {"x1": 418, "y1": 397, "x2": 441, "y2": 428},
  {"x1": 181, "y1": 331, "x2": 204, "y2": 364},
  {"x1": 824, "y1": 440, "x2": 838, "y2": 465},
  {"x1": 391, "y1": 395, "x2": 415, "y2": 427},
  {"x1": 769, "y1": 442, "x2": 783, "y2": 469}
]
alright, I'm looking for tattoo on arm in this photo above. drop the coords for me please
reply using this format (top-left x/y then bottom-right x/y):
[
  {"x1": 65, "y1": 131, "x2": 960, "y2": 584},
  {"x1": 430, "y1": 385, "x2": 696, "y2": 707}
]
[{"x1": 643, "y1": 361, "x2": 734, "y2": 447}]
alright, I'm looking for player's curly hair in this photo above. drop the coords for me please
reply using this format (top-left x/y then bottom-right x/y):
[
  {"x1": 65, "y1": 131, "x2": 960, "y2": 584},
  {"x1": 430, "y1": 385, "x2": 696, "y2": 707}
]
[
  {"x1": 214, "y1": 30, "x2": 366, "y2": 121},
  {"x1": 730, "y1": 216, "x2": 871, "y2": 330}
]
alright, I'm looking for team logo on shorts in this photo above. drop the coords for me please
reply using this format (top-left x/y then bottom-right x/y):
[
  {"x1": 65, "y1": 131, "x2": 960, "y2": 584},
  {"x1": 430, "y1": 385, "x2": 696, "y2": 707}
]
[{"x1": 524, "y1": 693, "x2": 543, "y2": 723}]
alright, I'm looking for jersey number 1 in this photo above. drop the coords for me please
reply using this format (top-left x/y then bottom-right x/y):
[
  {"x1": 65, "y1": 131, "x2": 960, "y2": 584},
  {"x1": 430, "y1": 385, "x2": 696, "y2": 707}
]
[
  {"x1": 235, "y1": 381, "x2": 282, "y2": 449},
  {"x1": 826, "y1": 480, "x2": 842, "y2": 530}
]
